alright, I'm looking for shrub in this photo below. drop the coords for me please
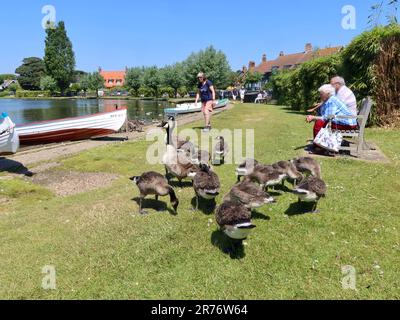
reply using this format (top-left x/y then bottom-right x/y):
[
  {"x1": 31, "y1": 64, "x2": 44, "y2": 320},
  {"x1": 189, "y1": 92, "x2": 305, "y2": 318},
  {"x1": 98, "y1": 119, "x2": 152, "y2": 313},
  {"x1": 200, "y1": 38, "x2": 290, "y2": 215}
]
[
  {"x1": 159, "y1": 86, "x2": 175, "y2": 97},
  {"x1": 137, "y1": 87, "x2": 155, "y2": 97},
  {"x1": 15, "y1": 90, "x2": 51, "y2": 98}
]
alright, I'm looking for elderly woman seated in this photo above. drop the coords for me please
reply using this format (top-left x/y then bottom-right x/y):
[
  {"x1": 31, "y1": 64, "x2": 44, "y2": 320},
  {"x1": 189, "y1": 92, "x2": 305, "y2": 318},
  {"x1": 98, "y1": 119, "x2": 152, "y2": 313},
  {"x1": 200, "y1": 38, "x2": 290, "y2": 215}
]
[{"x1": 306, "y1": 84, "x2": 358, "y2": 153}]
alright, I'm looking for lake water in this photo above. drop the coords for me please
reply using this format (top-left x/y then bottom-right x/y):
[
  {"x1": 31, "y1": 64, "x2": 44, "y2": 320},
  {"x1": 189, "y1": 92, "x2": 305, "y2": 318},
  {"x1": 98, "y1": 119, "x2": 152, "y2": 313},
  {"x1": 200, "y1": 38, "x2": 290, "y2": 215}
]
[{"x1": 0, "y1": 99, "x2": 173, "y2": 125}]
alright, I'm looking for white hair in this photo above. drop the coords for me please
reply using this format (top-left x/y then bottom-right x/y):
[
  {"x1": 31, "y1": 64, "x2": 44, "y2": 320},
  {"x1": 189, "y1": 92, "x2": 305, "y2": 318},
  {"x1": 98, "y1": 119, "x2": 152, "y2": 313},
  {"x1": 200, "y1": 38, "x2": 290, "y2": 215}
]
[
  {"x1": 318, "y1": 84, "x2": 336, "y2": 97},
  {"x1": 331, "y1": 76, "x2": 346, "y2": 86}
]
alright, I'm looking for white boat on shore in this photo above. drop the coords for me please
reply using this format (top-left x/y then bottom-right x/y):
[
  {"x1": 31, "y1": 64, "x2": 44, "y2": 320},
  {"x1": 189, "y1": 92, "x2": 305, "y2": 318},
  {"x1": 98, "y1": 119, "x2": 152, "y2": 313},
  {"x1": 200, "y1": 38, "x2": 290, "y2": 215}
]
[
  {"x1": 0, "y1": 113, "x2": 20, "y2": 155},
  {"x1": 16, "y1": 107, "x2": 127, "y2": 145},
  {"x1": 164, "y1": 99, "x2": 229, "y2": 116}
]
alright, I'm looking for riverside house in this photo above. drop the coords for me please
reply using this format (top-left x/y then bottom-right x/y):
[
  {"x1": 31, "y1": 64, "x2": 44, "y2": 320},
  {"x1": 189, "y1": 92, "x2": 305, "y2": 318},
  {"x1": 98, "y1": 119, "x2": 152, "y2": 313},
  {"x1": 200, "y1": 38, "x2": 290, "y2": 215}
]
[
  {"x1": 99, "y1": 67, "x2": 127, "y2": 89},
  {"x1": 245, "y1": 43, "x2": 343, "y2": 90}
]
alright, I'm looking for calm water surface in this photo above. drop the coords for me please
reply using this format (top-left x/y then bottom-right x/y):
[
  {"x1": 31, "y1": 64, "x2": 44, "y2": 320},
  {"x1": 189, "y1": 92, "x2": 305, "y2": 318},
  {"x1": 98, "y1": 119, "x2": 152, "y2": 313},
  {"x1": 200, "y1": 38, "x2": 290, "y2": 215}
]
[{"x1": 0, "y1": 99, "x2": 173, "y2": 125}]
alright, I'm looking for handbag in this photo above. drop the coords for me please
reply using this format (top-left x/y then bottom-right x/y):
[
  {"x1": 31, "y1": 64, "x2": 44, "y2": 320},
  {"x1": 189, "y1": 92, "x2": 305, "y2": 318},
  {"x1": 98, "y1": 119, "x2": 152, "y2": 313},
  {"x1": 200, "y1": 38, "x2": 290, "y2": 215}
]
[{"x1": 313, "y1": 121, "x2": 343, "y2": 152}]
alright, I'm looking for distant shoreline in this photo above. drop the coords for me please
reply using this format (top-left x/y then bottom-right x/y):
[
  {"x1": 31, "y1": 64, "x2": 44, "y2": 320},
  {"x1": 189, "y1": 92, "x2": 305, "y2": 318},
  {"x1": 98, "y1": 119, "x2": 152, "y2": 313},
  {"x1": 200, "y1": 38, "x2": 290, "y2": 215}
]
[{"x1": 0, "y1": 96, "x2": 196, "y2": 104}]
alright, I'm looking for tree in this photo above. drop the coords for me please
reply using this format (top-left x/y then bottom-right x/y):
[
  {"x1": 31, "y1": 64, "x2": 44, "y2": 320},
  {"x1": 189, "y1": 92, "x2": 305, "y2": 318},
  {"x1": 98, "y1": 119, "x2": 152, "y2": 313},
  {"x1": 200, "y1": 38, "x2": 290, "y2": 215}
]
[
  {"x1": 125, "y1": 67, "x2": 143, "y2": 95},
  {"x1": 7, "y1": 83, "x2": 19, "y2": 95},
  {"x1": 0, "y1": 74, "x2": 17, "y2": 83},
  {"x1": 40, "y1": 76, "x2": 58, "y2": 93},
  {"x1": 183, "y1": 46, "x2": 232, "y2": 89},
  {"x1": 142, "y1": 66, "x2": 161, "y2": 97},
  {"x1": 15, "y1": 57, "x2": 46, "y2": 90},
  {"x1": 160, "y1": 63, "x2": 185, "y2": 97},
  {"x1": 44, "y1": 21, "x2": 76, "y2": 93},
  {"x1": 244, "y1": 71, "x2": 264, "y2": 86},
  {"x1": 79, "y1": 72, "x2": 105, "y2": 97}
]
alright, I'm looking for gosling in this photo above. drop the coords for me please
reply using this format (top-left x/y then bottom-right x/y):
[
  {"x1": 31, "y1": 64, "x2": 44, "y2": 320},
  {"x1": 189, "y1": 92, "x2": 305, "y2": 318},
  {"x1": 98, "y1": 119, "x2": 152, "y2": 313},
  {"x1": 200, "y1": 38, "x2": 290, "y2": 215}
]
[
  {"x1": 292, "y1": 176, "x2": 327, "y2": 213},
  {"x1": 130, "y1": 172, "x2": 179, "y2": 215}
]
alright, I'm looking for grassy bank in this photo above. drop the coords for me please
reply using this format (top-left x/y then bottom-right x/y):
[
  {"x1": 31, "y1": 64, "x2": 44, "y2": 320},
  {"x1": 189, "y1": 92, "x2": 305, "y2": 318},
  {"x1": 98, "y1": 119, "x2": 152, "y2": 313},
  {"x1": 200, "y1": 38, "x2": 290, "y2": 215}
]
[{"x1": 0, "y1": 104, "x2": 399, "y2": 299}]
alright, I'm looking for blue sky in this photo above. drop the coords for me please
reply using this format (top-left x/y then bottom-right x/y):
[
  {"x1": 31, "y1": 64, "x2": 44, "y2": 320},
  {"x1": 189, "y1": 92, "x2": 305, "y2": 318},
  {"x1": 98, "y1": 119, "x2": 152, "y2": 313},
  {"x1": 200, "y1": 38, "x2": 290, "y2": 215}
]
[{"x1": 0, "y1": 0, "x2": 396, "y2": 73}]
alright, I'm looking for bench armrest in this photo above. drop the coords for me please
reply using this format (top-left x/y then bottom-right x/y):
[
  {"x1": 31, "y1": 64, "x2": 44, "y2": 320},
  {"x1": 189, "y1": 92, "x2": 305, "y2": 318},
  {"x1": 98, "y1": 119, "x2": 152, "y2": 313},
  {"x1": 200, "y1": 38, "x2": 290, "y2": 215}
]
[{"x1": 328, "y1": 114, "x2": 364, "y2": 120}]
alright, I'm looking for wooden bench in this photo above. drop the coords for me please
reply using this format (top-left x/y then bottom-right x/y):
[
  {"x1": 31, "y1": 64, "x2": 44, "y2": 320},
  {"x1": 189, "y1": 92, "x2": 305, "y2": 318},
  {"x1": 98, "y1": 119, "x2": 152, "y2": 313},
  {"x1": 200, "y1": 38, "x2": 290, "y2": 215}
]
[{"x1": 332, "y1": 97, "x2": 373, "y2": 157}]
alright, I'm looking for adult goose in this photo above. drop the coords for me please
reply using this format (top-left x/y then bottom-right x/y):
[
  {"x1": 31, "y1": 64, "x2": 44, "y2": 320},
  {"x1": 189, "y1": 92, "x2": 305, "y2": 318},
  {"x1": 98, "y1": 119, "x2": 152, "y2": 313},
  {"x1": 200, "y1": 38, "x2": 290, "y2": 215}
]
[
  {"x1": 236, "y1": 159, "x2": 259, "y2": 183},
  {"x1": 291, "y1": 157, "x2": 322, "y2": 178},
  {"x1": 216, "y1": 201, "x2": 256, "y2": 241},
  {"x1": 192, "y1": 164, "x2": 221, "y2": 211},
  {"x1": 292, "y1": 176, "x2": 327, "y2": 213},
  {"x1": 159, "y1": 116, "x2": 195, "y2": 154},
  {"x1": 130, "y1": 172, "x2": 179, "y2": 215},
  {"x1": 224, "y1": 178, "x2": 275, "y2": 211}
]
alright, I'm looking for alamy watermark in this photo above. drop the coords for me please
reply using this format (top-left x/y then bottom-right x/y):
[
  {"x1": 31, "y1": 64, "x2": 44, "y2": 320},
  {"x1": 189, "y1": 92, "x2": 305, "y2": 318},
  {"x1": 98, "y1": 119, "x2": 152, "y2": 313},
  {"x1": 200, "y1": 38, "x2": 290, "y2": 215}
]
[
  {"x1": 41, "y1": 5, "x2": 56, "y2": 30},
  {"x1": 341, "y1": 265, "x2": 357, "y2": 291},
  {"x1": 341, "y1": 5, "x2": 356, "y2": 30},
  {"x1": 145, "y1": 126, "x2": 255, "y2": 165},
  {"x1": 41, "y1": 265, "x2": 56, "y2": 290}
]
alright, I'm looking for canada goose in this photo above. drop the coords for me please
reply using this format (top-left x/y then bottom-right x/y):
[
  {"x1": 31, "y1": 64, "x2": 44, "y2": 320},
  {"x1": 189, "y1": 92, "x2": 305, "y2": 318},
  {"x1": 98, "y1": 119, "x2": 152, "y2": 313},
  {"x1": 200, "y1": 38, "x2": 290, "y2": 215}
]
[
  {"x1": 164, "y1": 149, "x2": 200, "y2": 186},
  {"x1": 224, "y1": 178, "x2": 275, "y2": 211},
  {"x1": 292, "y1": 176, "x2": 327, "y2": 213},
  {"x1": 272, "y1": 161, "x2": 303, "y2": 186},
  {"x1": 130, "y1": 172, "x2": 179, "y2": 215},
  {"x1": 192, "y1": 163, "x2": 221, "y2": 211},
  {"x1": 213, "y1": 136, "x2": 229, "y2": 164},
  {"x1": 291, "y1": 157, "x2": 322, "y2": 178},
  {"x1": 247, "y1": 164, "x2": 286, "y2": 191},
  {"x1": 236, "y1": 159, "x2": 259, "y2": 182},
  {"x1": 159, "y1": 116, "x2": 195, "y2": 153},
  {"x1": 216, "y1": 201, "x2": 256, "y2": 241}
]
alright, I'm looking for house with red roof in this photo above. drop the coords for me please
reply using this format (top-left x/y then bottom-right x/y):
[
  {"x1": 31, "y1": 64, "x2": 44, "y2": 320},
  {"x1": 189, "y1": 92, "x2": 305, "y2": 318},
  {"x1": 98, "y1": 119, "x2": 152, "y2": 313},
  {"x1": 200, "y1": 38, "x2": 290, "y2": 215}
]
[
  {"x1": 99, "y1": 67, "x2": 127, "y2": 89},
  {"x1": 245, "y1": 43, "x2": 343, "y2": 90}
]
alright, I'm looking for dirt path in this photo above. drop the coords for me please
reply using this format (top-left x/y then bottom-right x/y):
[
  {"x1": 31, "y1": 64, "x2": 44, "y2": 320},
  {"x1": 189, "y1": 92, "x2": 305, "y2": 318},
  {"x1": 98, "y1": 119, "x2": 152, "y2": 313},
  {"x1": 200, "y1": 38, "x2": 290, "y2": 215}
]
[{"x1": 0, "y1": 104, "x2": 234, "y2": 171}]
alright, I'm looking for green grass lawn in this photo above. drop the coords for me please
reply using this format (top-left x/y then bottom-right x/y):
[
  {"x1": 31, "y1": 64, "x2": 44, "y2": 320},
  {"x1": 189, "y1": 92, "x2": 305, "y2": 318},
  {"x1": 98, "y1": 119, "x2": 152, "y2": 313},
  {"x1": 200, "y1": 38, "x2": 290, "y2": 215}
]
[{"x1": 1, "y1": 104, "x2": 399, "y2": 299}]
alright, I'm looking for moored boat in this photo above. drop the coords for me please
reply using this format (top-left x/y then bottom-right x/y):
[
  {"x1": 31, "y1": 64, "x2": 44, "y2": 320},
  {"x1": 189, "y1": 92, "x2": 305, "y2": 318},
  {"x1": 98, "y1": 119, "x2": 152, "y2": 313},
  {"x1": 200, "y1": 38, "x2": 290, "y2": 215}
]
[
  {"x1": 0, "y1": 113, "x2": 20, "y2": 155},
  {"x1": 164, "y1": 99, "x2": 229, "y2": 116},
  {"x1": 16, "y1": 108, "x2": 127, "y2": 145}
]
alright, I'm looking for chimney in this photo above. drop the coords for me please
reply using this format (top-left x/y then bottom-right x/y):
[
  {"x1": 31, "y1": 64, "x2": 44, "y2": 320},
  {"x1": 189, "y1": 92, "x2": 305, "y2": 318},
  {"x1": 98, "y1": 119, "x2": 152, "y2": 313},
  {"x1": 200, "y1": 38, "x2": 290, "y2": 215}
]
[
  {"x1": 279, "y1": 51, "x2": 284, "y2": 57},
  {"x1": 262, "y1": 54, "x2": 267, "y2": 63},
  {"x1": 248, "y1": 61, "x2": 256, "y2": 72},
  {"x1": 242, "y1": 65, "x2": 248, "y2": 73},
  {"x1": 305, "y1": 43, "x2": 313, "y2": 53},
  {"x1": 98, "y1": 66, "x2": 102, "y2": 73}
]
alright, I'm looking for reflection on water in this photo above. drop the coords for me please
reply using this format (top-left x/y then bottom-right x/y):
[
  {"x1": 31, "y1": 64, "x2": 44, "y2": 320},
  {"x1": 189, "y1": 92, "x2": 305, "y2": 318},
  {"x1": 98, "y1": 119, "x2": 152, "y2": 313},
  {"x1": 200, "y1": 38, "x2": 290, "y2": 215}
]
[{"x1": 0, "y1": 99, "x2": 172, "y2": 125}]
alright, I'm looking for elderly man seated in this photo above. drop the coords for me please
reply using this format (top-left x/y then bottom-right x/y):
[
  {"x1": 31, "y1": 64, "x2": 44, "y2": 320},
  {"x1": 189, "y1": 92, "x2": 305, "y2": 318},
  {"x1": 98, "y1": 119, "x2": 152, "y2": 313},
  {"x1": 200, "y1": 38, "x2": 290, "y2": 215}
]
[
  {"x1": 308, "y1": 76, "x2": 357, "y2": 116},
  {"x1": 330, "y1": 76, "x2": 357, "y2": 116},
  {"x1": 306, "y1": 84, "x2": 358, "y2": 153}
]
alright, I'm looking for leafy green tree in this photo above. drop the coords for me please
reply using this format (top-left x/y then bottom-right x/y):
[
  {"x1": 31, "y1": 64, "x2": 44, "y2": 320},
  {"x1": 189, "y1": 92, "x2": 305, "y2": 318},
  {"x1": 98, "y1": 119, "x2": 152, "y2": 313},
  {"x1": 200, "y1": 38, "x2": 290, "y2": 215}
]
[
  {"x1": 244, "y1": 71, "x2": 264, "y2": 86},
  {"x1": 7, "y1": 83, "x2": 19, "y2": 94},
  {"x1": 125, "y1": 67, "x2": 144, "y2": 95},
  {"x1": 160, "y1": 63, "x2": 185, "y2": 97},
  {"x1": 183, "y1": 46, "x2": 232, "y2": 89},
  {"x1": 142, "y1": 66, "x2": 161, "y2": 97},
  {"x1": 79, "y1": 72, "x2": 105, "y2": 97},
  {"x1": 40, "y1": 76, "x2": 58, "y2": 93},
  {"x1": 44, "y1": 21, "x2": 76, "y2": 93},
  {"x1": 15, "y1": 57, "x2": 46, "y2": 90},
  {"x1": 0, "y1": 74, "x2": 17, "y2": 83}
]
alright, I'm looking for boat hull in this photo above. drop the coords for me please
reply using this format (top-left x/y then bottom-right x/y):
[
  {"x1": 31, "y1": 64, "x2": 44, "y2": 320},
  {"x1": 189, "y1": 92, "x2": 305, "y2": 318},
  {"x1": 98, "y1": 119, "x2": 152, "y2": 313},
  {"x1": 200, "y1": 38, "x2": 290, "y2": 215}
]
[
  {"x1": 164, "y1": 99, "x2": 229, "y2": 116},
  {"x1": 0, "y1": 117, "x2": 20, "y2": 155},
  {"x1": 16, "y1": 108, "x2": 127, "y2": 145}
]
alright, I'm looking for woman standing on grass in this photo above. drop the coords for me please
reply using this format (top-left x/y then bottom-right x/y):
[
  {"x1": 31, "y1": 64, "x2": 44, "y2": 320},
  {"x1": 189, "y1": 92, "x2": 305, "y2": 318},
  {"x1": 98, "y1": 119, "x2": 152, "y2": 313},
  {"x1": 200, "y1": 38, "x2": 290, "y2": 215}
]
[{"x1": 195, "y1": 72, "x2": 216, "y2": 133}]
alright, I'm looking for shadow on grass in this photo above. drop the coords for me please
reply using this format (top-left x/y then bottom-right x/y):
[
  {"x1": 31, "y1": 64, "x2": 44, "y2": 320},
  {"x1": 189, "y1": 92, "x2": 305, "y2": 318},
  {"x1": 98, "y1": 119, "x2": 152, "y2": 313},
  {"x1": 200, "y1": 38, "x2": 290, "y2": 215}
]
[
  {"x1": 281, "y1": 107, "x2": 306, "y2": 116},
  {"x1": 251, "y1": 211, "x2": 271, "y2": 221},
  {"x1": 211, "y1": 230, "x2": 245, "y2": 260},
  {"x1": 190, "y1": 197, "x2": 217, "y2": 215},
  {"x1": 91, "y1": 136, "x2": 128, "y2": 142},
  {"x1": 131, "y1": 197, "x2": 177, "y2": 216},
  {"x1": 0, "y1": 157, "x2": 34, "y2": 177},
  {"x1": 285, "y1": 201, "x2": 317, "y2": 216}
]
